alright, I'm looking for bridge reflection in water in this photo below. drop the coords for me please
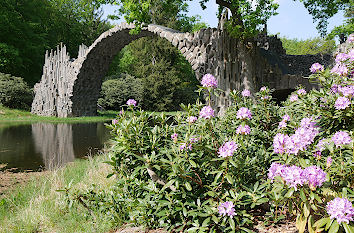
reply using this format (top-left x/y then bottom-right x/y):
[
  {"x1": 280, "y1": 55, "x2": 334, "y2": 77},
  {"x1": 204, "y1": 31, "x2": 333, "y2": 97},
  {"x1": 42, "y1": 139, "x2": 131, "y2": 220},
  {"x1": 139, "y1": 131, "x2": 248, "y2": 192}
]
[{"x1": 0, "y1": 122, "x2": 110, "y2": 171}]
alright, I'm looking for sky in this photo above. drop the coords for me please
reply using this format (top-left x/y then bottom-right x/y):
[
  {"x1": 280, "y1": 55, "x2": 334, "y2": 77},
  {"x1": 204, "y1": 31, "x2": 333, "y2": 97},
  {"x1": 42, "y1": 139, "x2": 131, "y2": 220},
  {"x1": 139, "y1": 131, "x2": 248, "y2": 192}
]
[{"x1": 102, "y1": 0, "x2": 345, "y2": 40}]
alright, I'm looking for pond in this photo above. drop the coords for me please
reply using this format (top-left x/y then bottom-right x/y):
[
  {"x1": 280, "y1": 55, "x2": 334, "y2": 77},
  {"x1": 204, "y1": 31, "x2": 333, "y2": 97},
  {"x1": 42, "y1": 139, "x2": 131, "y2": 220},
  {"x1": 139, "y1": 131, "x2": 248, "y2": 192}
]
[{"x1": 0, "y1": 122, "x2": 111, "y2": 171}]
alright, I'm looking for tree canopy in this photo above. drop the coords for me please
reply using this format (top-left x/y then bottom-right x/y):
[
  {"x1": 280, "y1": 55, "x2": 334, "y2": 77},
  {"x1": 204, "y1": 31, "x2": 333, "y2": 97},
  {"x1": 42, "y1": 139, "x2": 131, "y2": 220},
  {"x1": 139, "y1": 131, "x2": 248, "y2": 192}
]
[
  {"x1": 0, "y1": 0, "x2": 110, "y2": 85},
  {"x1": 296, "y1": 0, "x2": 351, "y2": 37}
]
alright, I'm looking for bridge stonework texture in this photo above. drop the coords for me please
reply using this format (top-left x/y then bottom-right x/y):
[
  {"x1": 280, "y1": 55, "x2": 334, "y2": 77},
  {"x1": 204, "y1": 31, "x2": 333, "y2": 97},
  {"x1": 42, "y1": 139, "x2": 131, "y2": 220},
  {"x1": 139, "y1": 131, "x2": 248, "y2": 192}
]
[{"x1": 31, "y1": 22, "x2": 333, "y2": 117}]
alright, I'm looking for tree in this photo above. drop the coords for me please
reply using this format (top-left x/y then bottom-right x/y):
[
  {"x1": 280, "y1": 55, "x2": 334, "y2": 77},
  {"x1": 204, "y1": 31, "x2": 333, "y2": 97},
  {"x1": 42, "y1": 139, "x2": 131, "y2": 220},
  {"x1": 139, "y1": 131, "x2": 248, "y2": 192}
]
[
  {"x1": 101, "y1": 0, "x2": 279, "y2": 39},
  {"x1": 280, "y1": 37, "x2": 336, "y2": 55},
  {"x1": 295, "y1": 0, "x2": 351, "y2": 37},
  {"x1": 327, "y1": 2, "x2": 354, "y2": 43},
  {"x1": 105, "y1": 37, "x2": 199, "y2": 111},
  {"x1": 0, "y1": 0, "x2": 110, "y2": 85}
]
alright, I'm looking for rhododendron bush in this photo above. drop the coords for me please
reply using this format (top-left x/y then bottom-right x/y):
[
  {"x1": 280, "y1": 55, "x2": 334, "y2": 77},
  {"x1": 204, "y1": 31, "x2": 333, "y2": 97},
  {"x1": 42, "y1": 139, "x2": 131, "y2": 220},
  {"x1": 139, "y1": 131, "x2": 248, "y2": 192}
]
[{"x1": 100, "y1": 38, "x2": 354, "y2": 232}]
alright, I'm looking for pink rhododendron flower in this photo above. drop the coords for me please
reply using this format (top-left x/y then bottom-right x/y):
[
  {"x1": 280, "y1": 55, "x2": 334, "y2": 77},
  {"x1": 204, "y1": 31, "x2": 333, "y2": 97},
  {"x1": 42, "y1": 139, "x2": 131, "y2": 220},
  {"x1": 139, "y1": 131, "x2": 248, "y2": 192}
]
[
  {"x1": 236, "y1": 107, "x2": 252, "y2": 119},
  {"x1": 316, "y1": 139, "x2": 329, "y2": 151},
  {"x1": 347, "y1": 34, "x2": 354, "y2": 43},
  {"x1": 126, "y1": 99, "x2": 137, "y2": 106},
  {"x1": 218, "y1": 141, "x2": 238, "y2": 158},
  {"x1": 335, "y1": 97, "x2": 351, "y2": 110},
  {"x1": 236, "y1": 124, "x2": 251, "y2": 135},
  {"x1": 278, "y1": 120, "x2": 287, "y2": 129},
  {"x1": 282, "y1": 115, "x2": 290, "y2": 121},
  {"x1": 187, "y1": 116, "x2": 197, "y2": 123},
  {"x1": 289, "y1": 94, "x2": 298, "y2": 102},
  {"x1": 171, "y1": 133, "x2": 178, "y2": 142},
  {"x1": 313, "y1": 151, "x2": 321, "y2": 159},
  {"x1": 283, "y1": 165, "x2": 305, "y2": 191},
  {"x1": 297, "y1": 89, "x2": 307, "y2": 95},
  {"x1": 327, "y1": 157, "x2": 332, "y2": 168},
  {"x1": 241, "y1": 89, "x2": 251, "y2": 97},
  {"x1": 310, "y1": 63, "x2": 324, "y2": 73},
  {"x1": 180, "y1": 143, "x2": 192, "y2": 151},
  {"x1": 112, "y1": 119, "x2": 118, "y2": 124},
  {"x1": 338, "y1": 85, "x2": 354, "y2": 97},
  {"x1": 335, "y1": 53, "x2": 350, "y2": 63},
  {"x1": 218, "y1": 201, "x2": 236, "y2": 217},
  {"x1": 199, "y1": 106, "x2": 215, "y2": 119},
  {"x1": 201, "y1": 73, "x2": 217, "y2": 88},
  {"x1": 273, "y1": 133, "x2": 290, "y2": 154},
  {"x1": 260, "y1": 86, "x2": 267, "y2": 91},
  {"x1": 189, "y1": 136, "x2": 199, "y2": 144},
  {"x1": 331, "y1": 63, "x2": 348, "y2": 76},
  {"x1": 326, "y1": 198, "x2": 354, "y2": 224},
  {"x1": 268, "y1": 162, "x2": 287, "y2": 180},
  {"x1": 303, "y1": 166, "x2": 327, "y2": 189},
  {"x1": 331, "y1": 131, "x2": 352, "y2": 147},
  {"x1": 261, "y1": 95, "x2": 271, "y2": 100}
]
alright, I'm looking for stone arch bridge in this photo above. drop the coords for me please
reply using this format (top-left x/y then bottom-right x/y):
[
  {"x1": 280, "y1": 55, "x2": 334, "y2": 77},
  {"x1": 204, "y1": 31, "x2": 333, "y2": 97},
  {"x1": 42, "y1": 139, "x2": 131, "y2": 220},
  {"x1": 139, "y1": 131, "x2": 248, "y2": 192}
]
[{"x1": 31, "y1": 22, "x2": 332, "y2": 117}]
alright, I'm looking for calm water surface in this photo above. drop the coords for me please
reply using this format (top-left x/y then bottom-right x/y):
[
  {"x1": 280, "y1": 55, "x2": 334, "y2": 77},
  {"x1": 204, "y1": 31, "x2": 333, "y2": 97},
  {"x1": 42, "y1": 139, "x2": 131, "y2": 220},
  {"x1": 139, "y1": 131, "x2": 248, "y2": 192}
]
[{"x1": 0, "y1": 122, "x2": 111, "y2": 171}]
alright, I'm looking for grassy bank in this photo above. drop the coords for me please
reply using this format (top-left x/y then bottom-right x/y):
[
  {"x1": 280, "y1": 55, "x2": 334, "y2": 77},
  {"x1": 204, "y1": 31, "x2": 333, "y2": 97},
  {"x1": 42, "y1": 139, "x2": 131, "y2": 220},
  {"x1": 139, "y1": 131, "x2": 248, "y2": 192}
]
[
  {"x1": 0, "y1": 105, "x2": 116, "y2": 123},
  {"x1": 0, "y1": 153, "x2": 118, "y2": 233},
  {"x1": 0, "y1": 105, "x2": 178, "y2": 123}
]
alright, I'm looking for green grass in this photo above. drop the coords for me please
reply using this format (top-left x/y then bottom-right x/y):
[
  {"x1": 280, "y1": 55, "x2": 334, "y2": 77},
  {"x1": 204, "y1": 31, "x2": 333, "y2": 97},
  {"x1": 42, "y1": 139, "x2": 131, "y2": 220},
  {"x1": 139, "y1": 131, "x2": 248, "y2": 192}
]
[
  {"x1": 0, "y1": 105, "x2": 179, "y2": 124},
  {"x1": 0, "y1": 153, "x2": 119, "y2": 233},
  {"x1": 0, "y1": 105, "x2": 116, "y2": 123}
]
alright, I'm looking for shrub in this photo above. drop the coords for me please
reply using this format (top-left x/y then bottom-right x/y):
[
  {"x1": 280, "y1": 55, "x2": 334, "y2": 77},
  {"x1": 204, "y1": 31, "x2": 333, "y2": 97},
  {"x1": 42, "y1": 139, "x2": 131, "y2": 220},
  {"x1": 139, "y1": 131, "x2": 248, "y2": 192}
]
[
  {"x1": 71, "y1": 37, "x2": 354, "y2": 232},
  {"x1": 97, "y1": 73, "x2": 143, "y2": 110},
  {"x1": 0, "y1": 72, "x2": 32, "y2": 110}
]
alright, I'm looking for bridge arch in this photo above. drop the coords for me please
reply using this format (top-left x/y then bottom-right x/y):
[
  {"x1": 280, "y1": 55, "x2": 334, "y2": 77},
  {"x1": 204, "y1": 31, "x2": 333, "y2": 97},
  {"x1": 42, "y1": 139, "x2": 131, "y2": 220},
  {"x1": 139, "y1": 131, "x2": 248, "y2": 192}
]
[{"x1": 32, "y1": 23, "x2": 210, "y2": 117}]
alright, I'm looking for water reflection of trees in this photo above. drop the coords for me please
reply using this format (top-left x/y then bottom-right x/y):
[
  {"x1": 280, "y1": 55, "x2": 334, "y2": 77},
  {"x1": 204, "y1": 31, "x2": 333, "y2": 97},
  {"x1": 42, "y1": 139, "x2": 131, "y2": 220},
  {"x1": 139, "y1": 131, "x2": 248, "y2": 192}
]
[{"x1": 32, "y1": 123, "x2": 75, "y2": 170}]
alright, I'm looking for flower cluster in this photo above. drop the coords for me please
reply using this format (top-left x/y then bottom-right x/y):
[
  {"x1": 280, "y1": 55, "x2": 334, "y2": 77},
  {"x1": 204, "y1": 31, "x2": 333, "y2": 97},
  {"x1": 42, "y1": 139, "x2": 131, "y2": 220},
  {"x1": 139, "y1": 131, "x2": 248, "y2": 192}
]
[
  {"x1": 273, "y1": 117, "x2": 319, "y2": 155},
  {"x1": 187, "y1": 116, "x2": 197, "y2": 123},
  {"x1": 218, "y1": 201, "x2": 236, "y2": 217},
  {"x1": 335, "y1": 97, "x2": 351, "y2": 110},
  {"x1": 171, "y1": 133, "x2": 178, "y2": 142},
  {"x1": 199, "y1": 106, "x2": 215, "y2": 119},
  {"x1": 236, "y1": 107, "x2": 252, "y2": 120},
  {"x1": 303, "y1": 166, "x2": 327, "y2": 189},
  {"x1": 278, "y1": 114, "x2": 290, "y2": 129},
  {"x1": 297, "y1": 89, "x2": 307, "y2": 95},
  {"x1": 236, "y1": 124, "x2": 251, "y2": 135},
  {"x1": 218, "y1": 141, "x2": 238, "y2": 158},
  {"x1": 289, "y1": 94, "x2": 298, "y2": 102},
  {"x1": 310, "y1": 63, "x2": 324, "y2": 73},
  {"x1": 126, "y1": 99, "x2": 137, "y2": 106},
  {"x1": 331, "y1": 131, "x2": 352, "y2": 148},
  {"x1": 241, "y1": 89, "x2": 251, "y2": 97},
  {"x1": 201, "y1": 73, "x2": 218, "y2": 88},
  {"x1": 326, "y1": 197, "x2": 354, "y2": 224},
  {"x1": 268, "y1": 163, "x2": 327, "y2": 190},
  {"x1": 179, "y1": 143, "x2": 192, "y2": 151}
]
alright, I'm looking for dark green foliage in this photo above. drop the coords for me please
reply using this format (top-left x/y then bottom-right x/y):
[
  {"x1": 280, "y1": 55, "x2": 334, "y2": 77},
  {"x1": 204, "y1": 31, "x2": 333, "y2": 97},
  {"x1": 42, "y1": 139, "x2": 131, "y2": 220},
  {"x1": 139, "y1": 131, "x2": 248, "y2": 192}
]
[
  {"x1": 0, "y1": 0, "x2": 110, "y2": 86},
  {"x1": 280, "y1": 37, "x2": 336, "y2": 55},
  {"x1": 106, "y1": 37, "x2": 199, "y2": 111},
  {"x1": 0, "y1": 73, "x2": 33, "y2": 110},
  {"x1": 98, "y1": 74, "x2": 143, "y2": 110}
]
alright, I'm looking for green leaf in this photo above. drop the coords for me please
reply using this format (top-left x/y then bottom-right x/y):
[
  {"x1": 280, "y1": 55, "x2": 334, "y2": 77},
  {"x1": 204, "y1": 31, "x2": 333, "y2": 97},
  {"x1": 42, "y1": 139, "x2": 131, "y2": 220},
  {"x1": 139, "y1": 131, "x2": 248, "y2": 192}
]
[
  {"x1": 285, "y1": 187, "x2": 294, "y2": 198},
  {"x1": 225, "y1": 174, "x2": 234, "y2": 185},
  {"x1": 296, "y1": 214, "x2": 307, "y2": 233},
  {"x1": 314, "y1": 217, "x2": 330, "y2": 228},
  {"x1": 303, "y1": 202, "x2": 310, "y2": 218},
  {"x1": 328, "y1": 221, "x2": 339, "y2": 233},
  {"x1": 229, "y1": 217, "x2": 235, "y2": 231},
  {"x1": 343, "y1": 222, "x2": 354, "y2": 233},
  {"x1": 185, "y1": 182, "x2": 192, "y2": 191}
]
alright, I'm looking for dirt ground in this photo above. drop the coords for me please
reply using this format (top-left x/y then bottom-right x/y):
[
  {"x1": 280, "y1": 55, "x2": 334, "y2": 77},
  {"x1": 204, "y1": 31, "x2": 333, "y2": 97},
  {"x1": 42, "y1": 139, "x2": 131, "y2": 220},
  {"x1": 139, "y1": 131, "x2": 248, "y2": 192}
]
[
  {"x1": 0, "y1": 164, "x2": 46, "y2": 196},
  {"x1": 114, "y1": 221, "x2": 298, "y2": 233}
]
